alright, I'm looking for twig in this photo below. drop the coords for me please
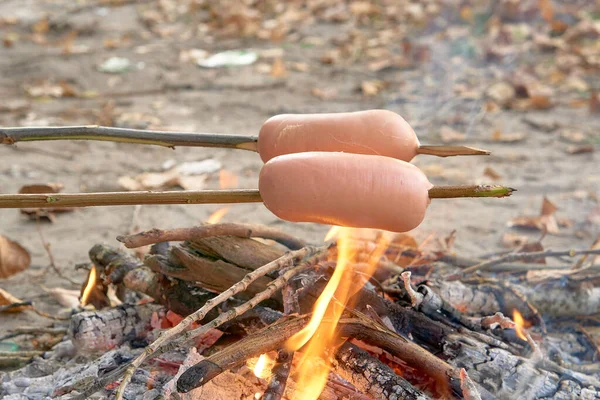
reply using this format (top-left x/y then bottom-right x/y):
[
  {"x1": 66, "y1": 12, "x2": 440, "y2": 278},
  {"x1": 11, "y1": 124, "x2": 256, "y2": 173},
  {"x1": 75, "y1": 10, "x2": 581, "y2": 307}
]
[
  {"x1": 0, "y1": 189, "x2": 263, "y2": 208},
  {"x1": 114, "y1": 246, "x2": 325, "y2": 400},
  {"x1": 118, "y1": 223, "x2": 306, "y2": 250},
  {"x1": 439, "y1": 254, "x2": 572, "y2": 273},
  {"x1": 428, "y1": 185, "x2": 515, "y2": 198},
  {"x1": 36, "y1": 217, "x2": 79, "y2": 285},
  {"x1": 262, "y1": 349, "x2": 293, "y2": 400},
  {"x1": 417, "y1": 145, "x2": 490, "y2": 157},
  {"x1": 263, "y1": 276, "x2": 300, "y2": 400},
  {"x1": 0, "y1": 125, "x2": 259, "y2": 151},
  {"x1": 1, "y1": 125, "x2": 492, "y2": 159},
  {"x1": 178, "y1": 315, "x2": 311, "y2": 392},
  {"x1": 452, "y1": 249, "x2": 600, "y2": 278},
  {"x1": 0, "y1": 185, "x2": 515, "y2": 209}
]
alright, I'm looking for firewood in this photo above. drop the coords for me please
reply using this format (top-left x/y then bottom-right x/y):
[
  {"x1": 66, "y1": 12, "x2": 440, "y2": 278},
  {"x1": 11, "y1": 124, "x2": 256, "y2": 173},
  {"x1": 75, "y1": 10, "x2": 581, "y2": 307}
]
[
  {"x1": 117, "y1": 223, "x2": 307, "y2": 251},
  {"x1": 332, "y1": 342, "x2": 431, "y2": 400},
  {"x1": 69, "y1": 303, "x2": 163, "y2": 353}
]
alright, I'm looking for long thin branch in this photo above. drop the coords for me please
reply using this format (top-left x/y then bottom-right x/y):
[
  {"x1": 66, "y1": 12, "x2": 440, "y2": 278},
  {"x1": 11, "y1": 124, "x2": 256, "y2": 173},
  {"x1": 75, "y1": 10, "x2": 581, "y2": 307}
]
[
  {"x1": 452, "y1": 249, "x2": 600, "y2": 278},
  {"x1": 0, "y1": 189, "x2": 263, "y2": 208},
  {"x1": 1, "y1": 125, "x2": 491, "y2": 158},
  {"x1": 0, "y1": 125, "x2": 259, "y2": 150},
  {"x1": 0, "y1": 185, "x2": 515, "y2": 209},
  {"x1": 117, "y1": 223, "x2": 306, "y2": 250},
  {"x1": 114, "y1": 246, "x2": 325, "y2": 400}
]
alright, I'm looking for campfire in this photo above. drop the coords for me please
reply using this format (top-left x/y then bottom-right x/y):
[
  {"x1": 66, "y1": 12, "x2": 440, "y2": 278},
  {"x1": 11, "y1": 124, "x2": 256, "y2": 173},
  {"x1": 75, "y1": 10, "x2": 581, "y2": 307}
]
[{"x1": 3, "y1": 216, "x2": 600, "y2": 399}]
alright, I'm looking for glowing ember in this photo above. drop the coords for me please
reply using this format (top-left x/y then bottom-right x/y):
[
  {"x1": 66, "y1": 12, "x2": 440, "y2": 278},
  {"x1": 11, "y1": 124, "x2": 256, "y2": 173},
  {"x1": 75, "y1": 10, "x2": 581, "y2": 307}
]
[
  {"x1": 207, "y1": 207, "x2": 230, "y2": 224},
  {"x1": 252, "y1": 353, "x2": 275, "y2": 379},
  {"x1": 219, "y1": 169, "x2": 238, "y2": 189},
  {"x1": 286, "y1": 227, "x2": 392, "y2": 400},
  {"x1": 513, "y1": 310, "x2": 527, "y2": 341},
  {"x1": 80, "y1": 265, "x2": 97, "y2": 306}
]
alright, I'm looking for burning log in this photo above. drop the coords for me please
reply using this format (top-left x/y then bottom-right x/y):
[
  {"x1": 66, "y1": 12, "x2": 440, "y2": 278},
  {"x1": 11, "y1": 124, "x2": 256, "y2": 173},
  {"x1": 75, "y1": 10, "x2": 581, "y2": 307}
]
[
  {"x1": 69, "y1": 303, "x2": 163, "y2": 353},
  {"x1": 332, "y1": 342, "x2": 431, "y2": 400}
]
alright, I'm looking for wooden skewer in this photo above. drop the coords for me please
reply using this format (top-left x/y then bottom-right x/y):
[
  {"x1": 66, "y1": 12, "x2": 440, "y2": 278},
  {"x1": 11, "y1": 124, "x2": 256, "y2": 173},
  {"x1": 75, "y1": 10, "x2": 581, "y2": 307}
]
[
  {"x1": 1, "y1": 125, "x2": 489, "y2": 157},
  {"x1": 0, "y1": 186, "x2": 515, "y2": 209}
]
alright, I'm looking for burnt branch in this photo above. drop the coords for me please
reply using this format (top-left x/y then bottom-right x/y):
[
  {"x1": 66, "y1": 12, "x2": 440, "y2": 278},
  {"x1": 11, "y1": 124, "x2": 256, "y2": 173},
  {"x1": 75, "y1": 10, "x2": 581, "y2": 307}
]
[{"x1": 117, "y1": 223, "x2": 307, "y2": 250}]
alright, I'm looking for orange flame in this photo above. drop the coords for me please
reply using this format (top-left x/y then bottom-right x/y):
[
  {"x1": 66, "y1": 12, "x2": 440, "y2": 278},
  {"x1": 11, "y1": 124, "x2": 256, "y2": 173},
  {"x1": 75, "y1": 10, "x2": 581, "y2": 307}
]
[
  {"x1": 513, "y1": 310, "x2": 527, "y2": 341},
  {"x1": 286, "y1": 227, "x2": 392, "y2": 399},
  {"x1": 250, "y1": 353, "x2": 275, "y2": 379},
  {"x1": 219, "y1": 169, "x2": 238, "y2": 189},
  {"x1": 207, "y1": 207, "x2": 230, "y2": 224},
  {"x1": 80, "y1": 265, "x2": 97, "y2": 306}
]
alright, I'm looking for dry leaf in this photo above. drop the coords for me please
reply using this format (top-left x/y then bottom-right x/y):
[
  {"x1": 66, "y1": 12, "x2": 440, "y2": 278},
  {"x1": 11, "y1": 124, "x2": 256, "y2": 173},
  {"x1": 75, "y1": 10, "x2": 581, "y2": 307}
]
[
  {"x1": 440, "y1": 126, "x2": 466, "y2": 143},
  {"x1": 361, "y1": 80, "x2": 387, "y2": 96},
  {"x1": 320, "y1": 49, "x2": 340, "y2": 65},
  {"x1": 32, "y1": 17, "x2": 49, "y2": 34},
  {"x1": 509, "y1": 197, "x2": 559, "y2": 234},
  {"x1": 311, "y1": 87, "x2": 337, "y2": 100},
  {"x1": 0, "y1": 235, "x2": 31, "y2": 279},
  {"x1": 0, "y1": 287, "x2": 30, "y2": 312},
  {"x1": 486, "y1": 82, "x2": 515, "y2": 107},
  {"x1": 590, "y1": 91, "x2": 599, "y2": 114},
  {"x1": 538, "y1": 0, "x2": 554, "y2": 24},
  {"x1": 527, "y1": 95, "x2": 553, "y2": 110},
  {"x1": 18, "y1": 183, "x2": 73, "y2": 221},
  {"x1": 502, "y1": 233, "x2": 529, "y2": 248},
  {"x1": 559, "y1": 130, "x2": 586, "y2": 143},
  {"x1": 540, "y1": 197, "x2": 557, "y2": 216},
  {"x1": 350, "y1": 1, "x2": 379, "y2": 16},
  {"x1": 270, "y1": 58, "x2": 287, "y2": 78},
  {"x1": 290, "y1": 62, "x2": 309, "y2": 72},
  {"x1": 43, "y1": 287, "x2": 80, "y2": 308},
  {"x1": 566, "y1": 144, "x2": 594, "y2": 154},
  {"x1": 483, "y1": 167, "x2": 502, "y2": 180},
  {"x1": 491, "y1": 129, "x2": 526, "y2": 143}
]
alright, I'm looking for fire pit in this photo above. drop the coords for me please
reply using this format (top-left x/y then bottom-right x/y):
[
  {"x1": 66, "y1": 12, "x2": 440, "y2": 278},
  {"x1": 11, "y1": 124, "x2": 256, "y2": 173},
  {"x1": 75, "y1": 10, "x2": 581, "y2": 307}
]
[{"x1": 3, "y1": 220, "x2": 600, "y2": 399}]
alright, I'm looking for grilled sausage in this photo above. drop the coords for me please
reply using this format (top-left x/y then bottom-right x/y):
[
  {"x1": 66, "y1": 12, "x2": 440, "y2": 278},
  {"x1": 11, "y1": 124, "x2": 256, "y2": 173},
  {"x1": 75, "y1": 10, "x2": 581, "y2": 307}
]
[
  {"x1": 259, "y1": 152, "x2": 432, "y2": 232},
  {"x1": 258, "y1": 110, "x2": 419, "y2": 162}
]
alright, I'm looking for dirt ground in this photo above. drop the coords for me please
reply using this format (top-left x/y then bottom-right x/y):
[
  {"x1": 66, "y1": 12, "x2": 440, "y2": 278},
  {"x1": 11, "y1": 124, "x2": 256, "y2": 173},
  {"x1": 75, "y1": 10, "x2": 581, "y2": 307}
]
[{"x1": 1, "y1": 0, "x2": 599, "y2": 335}]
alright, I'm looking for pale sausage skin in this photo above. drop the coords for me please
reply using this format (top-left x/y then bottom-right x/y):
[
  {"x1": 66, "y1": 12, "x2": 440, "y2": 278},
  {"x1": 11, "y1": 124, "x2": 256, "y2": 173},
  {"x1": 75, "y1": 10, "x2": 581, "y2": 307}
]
[
  {"x1": 258, "y1": 110, "x2": 419, "y2": 163},
  {"x1": 259, "y1": 152, "x2": 432, "y2": 232}
]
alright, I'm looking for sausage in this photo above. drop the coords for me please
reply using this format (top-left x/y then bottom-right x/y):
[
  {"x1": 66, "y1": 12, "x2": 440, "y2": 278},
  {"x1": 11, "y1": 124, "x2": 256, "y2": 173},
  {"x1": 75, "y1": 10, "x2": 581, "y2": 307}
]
[
  {"x1": 257, "y1": 110, "x2": 419, "y2": 162},
  {"x1": 259, "y1": 152, "x2": 432, "y2": 232}
]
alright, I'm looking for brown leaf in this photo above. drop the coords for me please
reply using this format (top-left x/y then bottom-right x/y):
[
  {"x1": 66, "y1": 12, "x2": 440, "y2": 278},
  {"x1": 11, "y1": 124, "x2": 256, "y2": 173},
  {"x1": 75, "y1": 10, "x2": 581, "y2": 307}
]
[
  {"x1": 270, "y1": 58, "x2": 287, "y2": 78},
  {"x1": 491, "y1": 129, "x2": 526, "y2": 143},
  {"x1": 0, "y1": 235, "x2": 31, "y2": 279},
  {"x1": 19, "y1": 183, "x2": 73, "y2": 221},
  {"x1": 350, "y1": 1, "x2": 379, "y2": 16},
  {"x1": 566, "y1": 144, "x2": 594, "y2": 154},
  {"x1": 440, "y1": 126, "x2": 466, "y2": 143},
  {"x1": 559, "y1": 130, "x2": 586, "y2": 143},
  {"x1": 486, "y1": 82, "x2": 515, "y2": 107},
  {"x1": 527, "y1": 95, "x2": 553, "y2": 110},
  {"x1": 590, "y1": 91, "x2": 600, "y2": 114},
  {"x1": 540, "y1": 197, "x2": 557, "y2": 216},
  {"x1": 502, "y1": 233, "x2": 529, "y2": 248},
  {"x1": 311, "y1": 87, "x2": 337, "y2": 100},
  {"x1": 538, "y1": 0, "x2": 554, "y2": 24},
  {"x1": 361, "y1": 80, "x2": 387, "y2": 96},
  {"x1": 483, "y1": 167, "x2": 502, "y2": 180},
  {"x1": 0, "y1": 288, "x2": 30, "y2": 312},
  {"x1": 43, "y1": 287, "x2": 80, "y2": 308},
  {"x1": 32, "y1": 17, "x2": 49, "y2": 34}
]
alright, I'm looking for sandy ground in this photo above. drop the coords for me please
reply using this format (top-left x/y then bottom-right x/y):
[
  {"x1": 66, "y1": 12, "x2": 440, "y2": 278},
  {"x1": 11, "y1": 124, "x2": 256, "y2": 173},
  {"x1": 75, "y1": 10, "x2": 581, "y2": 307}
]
[{"x1": 1, "y1": 1, "x2": 599, "y2": 334}]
